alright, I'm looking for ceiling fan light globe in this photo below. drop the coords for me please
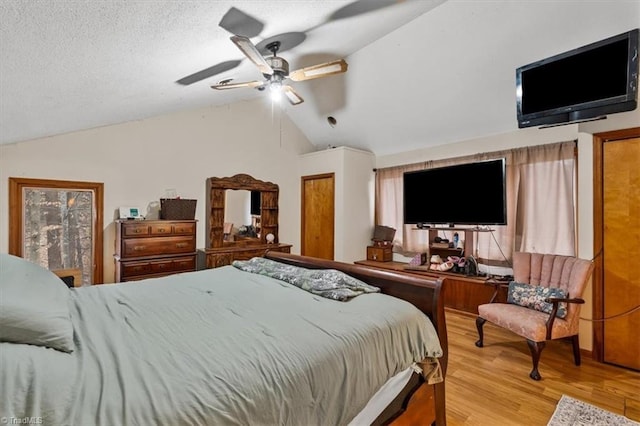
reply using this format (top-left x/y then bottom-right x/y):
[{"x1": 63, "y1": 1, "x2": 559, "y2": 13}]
[
  {"x1": 270, "y1": 89, "x2": 283, "y2": 102},
  {"x1": 270, "y1": 81, "x2": 283, "y2": 102}
]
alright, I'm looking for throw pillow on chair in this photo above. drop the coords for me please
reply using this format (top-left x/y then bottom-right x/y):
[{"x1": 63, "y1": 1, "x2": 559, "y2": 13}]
[{"x1": 507, "y1": 281, "x2": 568, "y2": 319}]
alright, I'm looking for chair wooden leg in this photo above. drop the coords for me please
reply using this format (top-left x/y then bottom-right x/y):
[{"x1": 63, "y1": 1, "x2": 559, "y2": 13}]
[
  {"x1": 526, "y1": 339, "x2": 545, "y2": 380},
  {"x1": 475, "y1": 317, "x2": 486, "y2": 348},
  {"x1": 571, "y1": 335, "x2": 581, "y2": 366}
]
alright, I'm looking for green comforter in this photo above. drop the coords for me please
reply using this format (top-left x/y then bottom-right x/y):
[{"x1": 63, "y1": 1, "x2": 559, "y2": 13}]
[{"x1": 1, "y1": 265, "x2": 442, "y2": 425}]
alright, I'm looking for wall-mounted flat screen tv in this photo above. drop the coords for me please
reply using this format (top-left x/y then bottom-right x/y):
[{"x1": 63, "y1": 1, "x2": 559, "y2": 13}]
[
  {"x1": 403, "y1": 158, "x2": 507, "y2": 226},
  {"x1": 516, "y1": 28, "x2": 638, "y2": 128}
]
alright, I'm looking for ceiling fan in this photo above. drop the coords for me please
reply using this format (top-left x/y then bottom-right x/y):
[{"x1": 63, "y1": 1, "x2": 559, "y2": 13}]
[
  {"x1": 175, "y1": 1, "x2": 403, "y2": 88},
  {"x1": 210, "y1": 35, "x2": 348, "y2": 105}
]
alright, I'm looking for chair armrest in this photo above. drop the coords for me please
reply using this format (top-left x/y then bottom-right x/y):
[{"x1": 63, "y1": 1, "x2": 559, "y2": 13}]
[
  {"x1": 543, "y1": 296, "x2": 584, "y2": 339},
  {"x1": 545, "y1": 297, "x2": 585, "y2": 304},
  {"x1": 485, "y1": 279, "x2": 510, "y2": 288},
  {"x1": 485, "y1": 279, "x2": 510, "y2": 303}
]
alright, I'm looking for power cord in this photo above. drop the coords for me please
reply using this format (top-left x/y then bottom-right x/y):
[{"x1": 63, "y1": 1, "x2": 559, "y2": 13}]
[
  {"x1": 580, "y1": 305, "x2": 640, "y2": 322},
  {"x1": 490, "y1": 230, "x2": 512, "y2": 269},
  {"x1": 579, "y1": 248, "x2": 636, "y2": 321},
  {"x1": 589, "y1": 247, "x2": 603, "y2": 262}
]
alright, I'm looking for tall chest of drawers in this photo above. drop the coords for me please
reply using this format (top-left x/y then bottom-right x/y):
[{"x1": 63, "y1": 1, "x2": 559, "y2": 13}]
[{"x1": 114, "y1": 219, "x2": 197, "y2": 282}]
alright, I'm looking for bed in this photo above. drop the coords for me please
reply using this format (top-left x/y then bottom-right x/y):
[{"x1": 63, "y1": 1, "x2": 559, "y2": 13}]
[{"x1": 0, "y1": 252, "x2": 447, "y2": 425}]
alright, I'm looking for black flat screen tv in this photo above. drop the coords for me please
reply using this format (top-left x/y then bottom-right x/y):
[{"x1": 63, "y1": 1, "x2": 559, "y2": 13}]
[
  {"x1": 403, "y1": 158, "x2": 507, "y2": 226},
  {"x1": 516, "y1": 28, "x2": 638, "y2": 128}
]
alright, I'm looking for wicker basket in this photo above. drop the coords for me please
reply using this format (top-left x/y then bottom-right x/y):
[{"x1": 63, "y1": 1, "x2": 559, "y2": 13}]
[{"x1": 160, "y1": 198, "x2": 197, "y2": 220}]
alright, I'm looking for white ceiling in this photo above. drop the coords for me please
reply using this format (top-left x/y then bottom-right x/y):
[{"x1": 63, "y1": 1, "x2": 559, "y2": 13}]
[{"x1": 1, "y1": 1, "x2": 639, "y2": 156}]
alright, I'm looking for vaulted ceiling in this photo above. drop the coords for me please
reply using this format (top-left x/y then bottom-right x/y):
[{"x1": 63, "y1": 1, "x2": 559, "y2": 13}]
[{"x1": 1, "y1": 1, "x2": 638, "y2": 155}]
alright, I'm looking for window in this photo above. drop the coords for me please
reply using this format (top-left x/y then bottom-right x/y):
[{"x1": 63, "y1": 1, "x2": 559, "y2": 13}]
[
  {"x1": 9, "y1": 178, "x2": 104, "y2": 284},
  {"x1": 375, "y1": 141, "x2": 576, "y2": 266}
]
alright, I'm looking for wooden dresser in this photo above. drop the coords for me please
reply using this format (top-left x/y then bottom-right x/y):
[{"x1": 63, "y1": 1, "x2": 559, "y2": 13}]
[
  {"x1": 202, "y1": 174, "x2": 293, "y2": 269},
  {"x1": 354, "y1": 259, "x2": 507, "y2": 314},
  {"x1": 200, "y1": 243, "x2": 292, "y2": 269},
  {"x1": 114, "y1": 219, "x2": 197, "y2": 282}
]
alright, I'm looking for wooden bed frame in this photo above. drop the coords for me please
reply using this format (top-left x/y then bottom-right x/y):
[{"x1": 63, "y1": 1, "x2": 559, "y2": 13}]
[{"x1": 265, "y1": 252, "x2": 448, "y2": 426}]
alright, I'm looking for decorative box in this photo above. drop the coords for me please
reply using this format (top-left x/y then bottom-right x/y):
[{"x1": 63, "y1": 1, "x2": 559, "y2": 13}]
[
  {"x1": 160, "y1": 198, "x2": 197, "y2": 220},
  {"x1": 409, "y1": 252, "x2": 428, "y2": 266},
  {"x1": 367, "y1": 245, "x2": 393, "y2": 262},
  {"x1": 372, "y1": 225, "x2": 396, "y2": 247}
]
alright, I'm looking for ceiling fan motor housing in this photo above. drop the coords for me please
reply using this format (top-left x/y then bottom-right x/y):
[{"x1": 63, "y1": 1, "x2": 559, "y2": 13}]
[{"x1": 265, "y1": 56, "x2": 289, "y2": 78}]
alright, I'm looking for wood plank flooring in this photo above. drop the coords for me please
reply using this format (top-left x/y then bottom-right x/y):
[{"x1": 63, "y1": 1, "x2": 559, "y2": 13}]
[{"x1": 441, "y1": 309, "x2": 640, "y2": 425}]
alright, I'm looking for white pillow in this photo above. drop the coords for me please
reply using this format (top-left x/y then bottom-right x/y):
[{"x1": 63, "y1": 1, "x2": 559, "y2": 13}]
[{"x1": 0, "y1": 254, "x2": 74, "y2": 352}]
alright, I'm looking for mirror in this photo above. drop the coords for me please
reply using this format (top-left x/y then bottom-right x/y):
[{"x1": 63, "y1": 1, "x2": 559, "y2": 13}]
[
  {"x1": 225, "y1": 190, "x2": 251, "y2": 229},
  {"x1": 224, "y1": 190, "x2": 260, "y2": 242},
  {"x1": 206, "y1": 174, "x2": 279, "y2": 249}
]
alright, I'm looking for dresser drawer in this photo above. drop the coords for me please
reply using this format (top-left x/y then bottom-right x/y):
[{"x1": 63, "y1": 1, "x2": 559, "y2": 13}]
[
  {"x1": 172, "y1": 256, "x2": 196, "y2": 271},
  {"x1": 232, "y1": 249, "x2": 265, "y2": 261},
  {"x1": 150, "y1": 223, "x2": 173, "y2": 235},
  {"x1": 150, "y1": 256, "x2": 196, "y2": 274},
  {"x1": 121, "y1": 256, "x2": 196, "y2": 280},
  {"x1": 207, "y1": 253, "x2": 234, "y2": 268},
  {"x1": 173, "y1": 222, "x2": 196, "y2": 235},
  {"x1": 122, "y1": 236, "x2": 195, "y2": 257},
  {"x1": 122, "y1": 223, "x2": 150, "y2": 237},
  {"x1": 149, "y1": 259, "x2": 173, "y2": 274},
  {"x1": 121, "y1": 261, "x2": 153, "y2": 278}
]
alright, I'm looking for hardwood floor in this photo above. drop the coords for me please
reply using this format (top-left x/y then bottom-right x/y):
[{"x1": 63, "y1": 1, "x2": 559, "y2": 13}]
[{"x1": 440, "y1": 309, "x2": 640, "y2": 425}]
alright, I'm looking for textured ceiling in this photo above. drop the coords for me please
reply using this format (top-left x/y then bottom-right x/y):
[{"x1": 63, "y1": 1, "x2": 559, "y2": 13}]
[
  {"x1": 0, "y1": 0, "x2": 443, "y2": 147},
  {"x1": 1, "y1": 1, "x2": 639, "y2": 155}
]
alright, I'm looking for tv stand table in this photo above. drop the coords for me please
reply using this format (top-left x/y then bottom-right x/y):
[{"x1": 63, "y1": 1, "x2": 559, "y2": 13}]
[{"x1": 354, "y1": 260, "x2": 507, "y2": 314}]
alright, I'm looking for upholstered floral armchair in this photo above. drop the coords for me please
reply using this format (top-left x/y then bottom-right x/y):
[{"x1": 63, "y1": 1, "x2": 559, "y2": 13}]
[{"x1": 475, "y1": 252, "x2": 594, "y2": 380}]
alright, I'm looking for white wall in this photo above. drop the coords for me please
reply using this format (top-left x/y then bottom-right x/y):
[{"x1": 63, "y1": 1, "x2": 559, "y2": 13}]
[
  {"x1": 0, "y1": 99, "x2": 315, "y2": 283},
  {"x1": 375, "y1": 108, "x2": 640, "y2": 351},
  {"x1": 342, "y1": 148, "x2": 376, "y2": 263},
  {"x1": 299, "y1": 147, "x2": 375, "y2": 263}
]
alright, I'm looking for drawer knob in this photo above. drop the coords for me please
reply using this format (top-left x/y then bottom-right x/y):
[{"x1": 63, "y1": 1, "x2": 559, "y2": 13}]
[
  {"x1": 134, "y1": 229, "x2": 142, "y2": 233},
  {"x1": 176, "y1": 243, "x2": 188, "y2": 248},
  {"x1": 133, "y1": 246, "x2": 146, "y2": 251}
]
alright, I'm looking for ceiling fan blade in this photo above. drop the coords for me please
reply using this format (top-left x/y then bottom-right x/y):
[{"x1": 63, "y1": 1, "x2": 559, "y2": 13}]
[
  {"x1": 211, "y1": 80, "x2": 264, "y2": 90},
  {"x1": 176, "y1": 60, "x2": 242, "y2": 86},
  {"x1": 289, "y1": 59, "x2": 348, "y2": 82},
  {"x1": 219, "y1": 7, "x2": 264, "y2": 38},
  {"x1": 282, "y1": 85, "x2": 304, "y2": 105},
  {"x1": 328, "y1": 0, "x2": 406, "y2": 21},
  {"x1": 230, "y1": 35, "x2": 274, "y2": 75}
]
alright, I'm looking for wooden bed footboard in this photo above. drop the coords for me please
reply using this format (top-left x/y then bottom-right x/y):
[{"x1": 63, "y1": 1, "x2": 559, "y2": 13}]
[{"x1": 264, "y1": 252, "x2": 448, "y2": 425}]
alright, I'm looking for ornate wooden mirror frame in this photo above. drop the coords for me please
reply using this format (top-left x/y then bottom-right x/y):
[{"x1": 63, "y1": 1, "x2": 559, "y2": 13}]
[{"x1": 206, "y1": 174, "x2": 280, "y2": 248}]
